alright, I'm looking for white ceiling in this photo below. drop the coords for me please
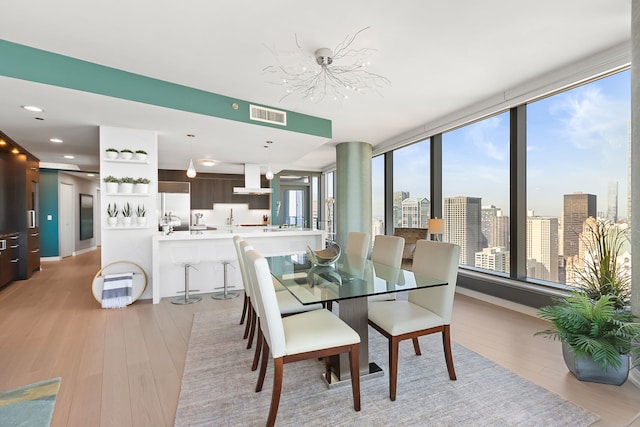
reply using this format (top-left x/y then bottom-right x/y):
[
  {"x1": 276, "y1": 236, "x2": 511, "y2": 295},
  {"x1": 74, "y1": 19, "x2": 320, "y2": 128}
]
[{"x1": 0, "y1": 0, "x2": 631, "y2": 176}]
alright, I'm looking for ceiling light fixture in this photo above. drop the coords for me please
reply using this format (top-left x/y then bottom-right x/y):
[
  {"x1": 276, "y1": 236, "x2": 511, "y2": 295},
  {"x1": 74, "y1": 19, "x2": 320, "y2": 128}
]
[
  {"x1": 198, "y1": 159, "x2": 217, "y2": 167},
  {"x1": 265, "y1": 141, "x2": 274, "y2": 180},
  {"x1": 50, "y1": 138, "x2": 63, "y2": 143},
  {"x1": 21, "y1": 105, "x2": 44, "y2": 112},
  {"x1": 64, "y1": 155, "x2": 75, "y2": 159},
  {"x1": 186, "y1": 134, "x2": 196, "y2": 178},
  {"x1": 264, "y1": 26, "x2": 390, "y2": 102},
  {"x1": 0, "y1": 139, "x2": 6, "y2": 146}
]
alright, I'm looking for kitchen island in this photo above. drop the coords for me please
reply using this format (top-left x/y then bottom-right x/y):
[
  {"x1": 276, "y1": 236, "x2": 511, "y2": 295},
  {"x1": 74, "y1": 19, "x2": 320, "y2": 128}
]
[{"x1": 151, "y1": 227, "x2": 324, "y2": 303}]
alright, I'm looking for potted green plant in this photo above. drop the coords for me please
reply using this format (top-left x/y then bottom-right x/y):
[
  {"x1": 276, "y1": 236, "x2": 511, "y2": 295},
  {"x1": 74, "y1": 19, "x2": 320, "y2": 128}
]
[
  {"x1": 106, "y1": 203, "x2": 118, "y2": 226},
  {"x1": 120, "y1": 148, "x2": 134, "y2": 160},
  {"x1": 120, "y1": 176, "x2": 135, "y2": 193},
  {"x1": 122, "y1": 202, "x2": 133, "y2": 226},
  {"x1": 572, "y1": 217, "x2": 630, "y2": 309},
  {"x1": 134, "y1": 177, "x2": 150, "y2": 193},
  {"x1": 537, "y1": 291, "x2": 640, "y2": 385},
  {"x1": 134, "y1": 149, "x2": 148, "y2": 161},
  {"x1": 103, "y1": 175, "x2": 120, "y2": 193},
  {"x1": 105, "y1": 147, "x2": 119, "y2": 159},
  {"x1": 135, "y1": 204, "x2": 146, "y2": 226}
]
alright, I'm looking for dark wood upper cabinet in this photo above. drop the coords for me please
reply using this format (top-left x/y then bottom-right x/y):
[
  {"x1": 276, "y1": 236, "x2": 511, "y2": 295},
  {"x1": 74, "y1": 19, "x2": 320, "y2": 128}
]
[{"x1": 158, "y1": 170, "x2": 270, "y2": 210}]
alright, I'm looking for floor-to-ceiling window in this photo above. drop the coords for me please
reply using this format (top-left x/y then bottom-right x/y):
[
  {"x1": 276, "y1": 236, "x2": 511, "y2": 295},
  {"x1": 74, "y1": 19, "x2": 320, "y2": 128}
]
[
  {"x1": 392, "y1": 139, "x2": 430, "y2": 235},
  {"x1": 372, "y1": 154, "x2": 385, "y2": 241},
  {"x1": 526, "y1": 69, "x2": 631, "y2": 287},
  {"x1": 442, "y1": 112, "x2": 510, "y2": 271}
]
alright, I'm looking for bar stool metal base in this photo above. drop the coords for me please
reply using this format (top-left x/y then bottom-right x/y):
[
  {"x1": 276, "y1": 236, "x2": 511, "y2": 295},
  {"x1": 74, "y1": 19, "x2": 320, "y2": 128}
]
[
  {"x1": 211, "y1": 260, "x2": 240, "y2": 300},
  {"x1": 171, "y1": 295, "x2": 203, "y2": 305}
]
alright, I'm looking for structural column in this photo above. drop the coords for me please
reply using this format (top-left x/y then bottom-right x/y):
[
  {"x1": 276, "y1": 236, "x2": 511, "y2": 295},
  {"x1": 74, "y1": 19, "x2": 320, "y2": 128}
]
[
  {"x1": 630, "y1": 1, "x2": 640, "y2": 388},
  {"x1": 335, "y1": 141, "x2": 372, "y2": 250}
]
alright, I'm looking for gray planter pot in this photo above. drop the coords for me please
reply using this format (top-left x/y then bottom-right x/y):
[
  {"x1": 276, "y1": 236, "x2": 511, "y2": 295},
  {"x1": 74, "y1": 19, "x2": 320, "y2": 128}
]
[{"x1": 562, "y1": 342, "x2": 629, "y2": 385}]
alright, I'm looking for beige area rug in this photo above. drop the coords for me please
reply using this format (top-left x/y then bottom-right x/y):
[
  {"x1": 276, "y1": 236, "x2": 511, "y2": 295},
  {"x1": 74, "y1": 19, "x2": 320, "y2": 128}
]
[{"x1": 175, "y1": 304, "x2": 599, "y2": 427}]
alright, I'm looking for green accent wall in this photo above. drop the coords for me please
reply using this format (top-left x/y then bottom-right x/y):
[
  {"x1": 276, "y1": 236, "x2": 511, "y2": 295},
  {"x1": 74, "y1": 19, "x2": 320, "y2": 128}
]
[
  {"x1": 39, "y1": 169, "x2": 59, "y2": 257},
  {"x1": 0, "y1": 39, "x2": 332, "y2": 138}
]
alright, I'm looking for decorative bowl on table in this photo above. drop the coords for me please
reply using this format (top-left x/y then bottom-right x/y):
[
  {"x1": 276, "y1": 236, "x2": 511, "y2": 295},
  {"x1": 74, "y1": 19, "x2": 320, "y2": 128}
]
[{"x1": 306, "y1": 242, "x2": 341, "y2": 266}]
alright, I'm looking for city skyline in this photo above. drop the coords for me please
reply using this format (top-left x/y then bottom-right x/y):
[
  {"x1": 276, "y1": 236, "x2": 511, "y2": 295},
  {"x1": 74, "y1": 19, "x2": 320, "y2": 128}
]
[{"x1": 373, "y1": 70, "x2": 630, "y2": 221}]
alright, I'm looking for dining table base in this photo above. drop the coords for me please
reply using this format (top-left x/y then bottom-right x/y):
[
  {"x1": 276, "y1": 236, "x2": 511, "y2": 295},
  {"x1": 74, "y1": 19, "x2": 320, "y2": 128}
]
[{"x1": 323, "y1": 362, "x2": 384, "y2": 389}]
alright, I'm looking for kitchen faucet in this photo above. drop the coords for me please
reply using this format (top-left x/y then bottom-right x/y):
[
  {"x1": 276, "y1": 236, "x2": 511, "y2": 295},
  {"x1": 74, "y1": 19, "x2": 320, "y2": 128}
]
[{"x1": 227, "y1": 208, "x2": 234, "y2": 227}]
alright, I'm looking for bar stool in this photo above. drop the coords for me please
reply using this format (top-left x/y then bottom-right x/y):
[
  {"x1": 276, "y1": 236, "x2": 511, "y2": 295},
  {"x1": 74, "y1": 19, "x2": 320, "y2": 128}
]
[
  {"x1": 171, "y1": 246, "x2": 202, "y2": 304},
  {"x1": 211, "y1": 260, "x2": 240, "y2": 300}
]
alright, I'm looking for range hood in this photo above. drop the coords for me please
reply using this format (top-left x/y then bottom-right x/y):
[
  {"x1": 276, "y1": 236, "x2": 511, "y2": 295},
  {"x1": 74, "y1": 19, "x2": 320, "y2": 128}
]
[{"x1": 233, "y1": 164, "x2": 273, "y2": 195}]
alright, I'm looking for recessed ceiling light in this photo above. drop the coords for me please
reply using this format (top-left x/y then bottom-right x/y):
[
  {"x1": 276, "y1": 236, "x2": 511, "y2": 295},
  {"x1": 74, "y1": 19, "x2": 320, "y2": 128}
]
[
  {"x1": 11, "y1": 148, "x2": 19, "y2": 154},
  {"x1": 35, "y1": 117, "x2": 44, "y2": 121},
  {"x1": 22, "y1": 105, "x2": 44, "y2": 112},
  {"x1": 198, "y1": 159, "x2": 217, "y2": 167},
  {"x1": 87, "y1": 173, "x2": 95, "y2": 177},
  {"x1": 50, "y1": 138, "x2": 63, "y2": 143},
  {"x1": 0, "y1": 139, "x2": 6, "y2": 146},
  {"x1": 64, "y1": 155, "x2": 75, "y2": 159}
]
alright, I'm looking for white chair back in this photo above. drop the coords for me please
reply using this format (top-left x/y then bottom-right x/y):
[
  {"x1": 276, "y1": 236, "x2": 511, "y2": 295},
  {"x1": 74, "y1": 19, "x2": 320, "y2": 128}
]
[
  {"x1": 409, "y1": 240, "x2": 460, "y2": 324},
  {"x1": 345, "y1": 231, "x2": 370, "y2": 259},
  {"x1": 246, "y1": 249, "x2": 287, "y2": 359},
  {"x1": 233, "y1": 236, "x2": 250, "y2": 297},
  {"x1": 371, "y1": 235, "x2": 404, "y2": 267},
  {"x1": 239, "y1": 240, "x2": 255, "y2": 299}
]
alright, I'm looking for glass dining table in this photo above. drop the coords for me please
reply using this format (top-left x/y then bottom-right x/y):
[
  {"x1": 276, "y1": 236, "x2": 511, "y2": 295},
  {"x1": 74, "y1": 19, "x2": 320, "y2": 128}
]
[{"x1": 266, "y1": 252, "x2": 446, "y2": 385}]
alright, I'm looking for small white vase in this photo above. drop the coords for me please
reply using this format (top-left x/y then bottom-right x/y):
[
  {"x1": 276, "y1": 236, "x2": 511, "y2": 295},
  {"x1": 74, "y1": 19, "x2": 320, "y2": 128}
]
[
  {"x1": 134, "y1": 183, "x2": 149, "y2": 194},
  {"x1": 120, "y1": 151, "x2": 133, "y2": 160},
  {"x1": 105, "y1": 151, "x2": 118, "y2": 159},
  {"x1": 136, "y1": 217, "x2": 147, "y2": 226},
  {"x1": 135, "y1": 153, "x2": 147, "y2": 161},
  {"x1": 107, "y1": 217, "x2": 118, "y2": 227},
  {"x1": 105, "y1": 182, "x2": 119, "y2": 193},
  {"x1": 122, "y1": 217, "x2": 132, "y2": 226},
  {"x1": 120, "y1": 183, "x2": 134, "y2": 193}
]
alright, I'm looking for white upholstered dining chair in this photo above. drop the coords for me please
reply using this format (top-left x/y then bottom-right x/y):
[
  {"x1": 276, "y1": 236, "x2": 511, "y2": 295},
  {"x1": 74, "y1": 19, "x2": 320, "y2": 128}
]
[
  {"x1": 367, "y1": 234, "x2": 405, "y2": 302},
  {"x1": 368, "y1": 239, "x2": 460, "y2": 401},
  {"x1": 345, "y1": 231, "x2": 370, "y2": 258},
  {"x1": 246, "y1": 249, "x2": 361, "y2": 427}
]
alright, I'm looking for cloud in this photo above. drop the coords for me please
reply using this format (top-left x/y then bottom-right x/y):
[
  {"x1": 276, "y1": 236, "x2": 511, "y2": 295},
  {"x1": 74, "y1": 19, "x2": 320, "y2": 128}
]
[
  {"x1": 463, "y1": 115, "x2": 508, "y2": 161},
  {"x1": 549, "y1": 85, "x2": 628, "y2": 152}
]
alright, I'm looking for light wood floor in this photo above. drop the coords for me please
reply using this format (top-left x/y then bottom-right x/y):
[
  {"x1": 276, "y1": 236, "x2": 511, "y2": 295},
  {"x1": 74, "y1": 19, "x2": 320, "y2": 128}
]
[{"x1": 1, "y1": 250, "x2": 639, "y2": 426}]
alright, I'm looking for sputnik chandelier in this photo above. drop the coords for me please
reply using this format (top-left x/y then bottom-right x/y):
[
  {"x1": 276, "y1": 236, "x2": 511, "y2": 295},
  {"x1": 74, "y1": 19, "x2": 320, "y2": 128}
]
[{"x1": 264, "y1": 27, "x2": 391, "y2": 102}]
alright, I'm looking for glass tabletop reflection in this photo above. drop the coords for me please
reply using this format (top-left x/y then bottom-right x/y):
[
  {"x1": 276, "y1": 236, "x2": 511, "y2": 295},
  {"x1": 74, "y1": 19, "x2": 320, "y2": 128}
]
[{"x1": 266, "y1": 253, "x2": 446, "y2": 305}]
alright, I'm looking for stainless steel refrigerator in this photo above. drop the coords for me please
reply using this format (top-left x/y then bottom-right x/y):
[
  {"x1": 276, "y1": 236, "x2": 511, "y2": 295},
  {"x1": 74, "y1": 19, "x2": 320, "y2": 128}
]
[{"x1": 157, "y1": 181, "x2": 191, "y2": 232}]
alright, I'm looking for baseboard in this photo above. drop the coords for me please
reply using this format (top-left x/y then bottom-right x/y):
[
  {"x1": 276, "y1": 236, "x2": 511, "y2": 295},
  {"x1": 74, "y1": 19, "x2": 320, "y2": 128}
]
[
  {"x1": 629, "y1": 367, "x2": 640, "y2": 389},
  {"x1": 456, "y1": 287, "x2": 539, "y2": 317},
  {"x1": 72, "y1": 246, "x2": 97, "y2": 256},
  {"x1": 41, "y1": 256, "x2": 62, "y2": 262}
]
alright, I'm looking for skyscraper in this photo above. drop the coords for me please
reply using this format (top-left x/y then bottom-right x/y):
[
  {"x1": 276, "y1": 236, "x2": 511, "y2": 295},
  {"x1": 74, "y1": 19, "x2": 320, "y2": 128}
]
[
  {"x1": 444, "y1": 196, "x2": 482, "y2": 265},
  {"x1": 563, "y1": 193, "x2": 596, "y2": 259},
  {"x1": 491, "y1": 214, "x2": 510, "y2": 249},
  {"x1": 527, "y1": 216, "x2": 559, "y2": 282},
  {"x1": 401, "y1": 197, "x2": 430, "y2": 228},
  {"x1": 481, "y1": 205, "x2": 500, "y2": 248},
  {"x1": 393, "y1": 191, "x2": 409, "y2": 228},
  {"x1": 607, "y1": 181, "x2": 618, "y2": 222},
  {"x1": 475, "y1": 247, "x2": 510, "y2": 273}
]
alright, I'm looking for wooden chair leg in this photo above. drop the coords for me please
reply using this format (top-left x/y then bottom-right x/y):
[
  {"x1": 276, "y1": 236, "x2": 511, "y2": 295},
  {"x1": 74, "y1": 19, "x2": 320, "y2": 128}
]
[
  {"x1": 442, "y1": 325, "x2": 457, "y2": 380},
  {"x1": 256, "y1": 338, "x2": 270, "y2": 392},
  {"x1": 247, "y1": 309, "x2": 257, "y2": 349},
  {"x1": 251, "y1": 321, "x2": 262, "y2": 371},
  {"x1": 243, "y1": 304, "x2": 253, "y2": 339},
  {"x1": 349, "y1": 344, "x2": 361, "y2": 411},
  {"x1": 324, "y1": 355, "x2": 332, "y2": 384},
  {"x1": 266, "y1": 357, "x2": 284, "y2": 427},
  {"x1": 389, "y1": 336, "x2": 399, "y2": 401},
  {"x1": 239, "y1": 294, "x2": 248, "y2": 325},
  {"x1": 412, "y1": 337, "x2": 421, "y2": 355}
]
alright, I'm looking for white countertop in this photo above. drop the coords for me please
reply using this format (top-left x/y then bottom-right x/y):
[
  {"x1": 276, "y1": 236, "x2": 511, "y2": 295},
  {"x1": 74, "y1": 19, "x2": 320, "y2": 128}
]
[{"x1": 153, "y1": 227, "x2": 324, "y2": 241}]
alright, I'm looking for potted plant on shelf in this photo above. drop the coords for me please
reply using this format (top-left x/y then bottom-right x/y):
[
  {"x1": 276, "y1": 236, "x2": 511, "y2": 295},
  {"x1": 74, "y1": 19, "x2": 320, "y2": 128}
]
[
  {"x1": 107, "y1": 203, "x2": 118, "y2": 226},
  {"x1": 120, "y1": 176, "x2": 135, "y2": 193},
  {"x1": 119, "y1": 148, "x2": 134, "y2": 160},
  {"x1": 134, "y1": 177, "x2": 150, "y2": 193},
  {"x1": 103, "y1": 176, "x2": 120, "y2": 193},
  {"x1": 122, "y1": 202, "x2": 133, "y2": 226},
  {"x1": 135, "y1": 204, "x2": 147, "y2": 226},
  {"x1": 105, "y1": 147, "x2": 119, "y2": 159},
  {"x1": 134, "y1": 149, "x2": 148, "y2": 161},
  {"x1": 536, "y1": 292, "x2": 640, "y2": 385}
]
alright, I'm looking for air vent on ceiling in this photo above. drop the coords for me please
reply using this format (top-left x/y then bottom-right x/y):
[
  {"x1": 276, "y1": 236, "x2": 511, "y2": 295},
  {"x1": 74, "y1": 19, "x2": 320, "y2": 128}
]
[{"x1": 250, "y1": 105, "x2": 287, "y2": 126}]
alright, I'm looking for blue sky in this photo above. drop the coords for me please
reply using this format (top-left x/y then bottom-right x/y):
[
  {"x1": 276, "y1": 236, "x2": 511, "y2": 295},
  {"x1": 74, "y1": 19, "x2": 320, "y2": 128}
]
[{"x1": 374, "y1": 69, "x2": 631, "y2": 220}]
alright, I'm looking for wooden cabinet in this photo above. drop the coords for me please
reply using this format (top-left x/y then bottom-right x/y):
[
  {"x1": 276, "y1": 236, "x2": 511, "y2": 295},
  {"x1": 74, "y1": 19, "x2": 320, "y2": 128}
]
[
  {"x1": 0, "y1": 232, "x2": 19, "y2": 289},
  {"x1": 158, "y1": 170, "x2": 270, "y2": 210}
]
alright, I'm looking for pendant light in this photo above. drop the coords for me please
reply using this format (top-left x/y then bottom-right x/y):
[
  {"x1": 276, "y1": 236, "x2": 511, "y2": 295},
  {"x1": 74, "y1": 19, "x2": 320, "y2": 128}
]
[
  {"x1": 186, "y1": 134, "x2": 196, "y2": 178},
  {"x1": 265, "y1": 140, "x2": 274, "y2": 180}
]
